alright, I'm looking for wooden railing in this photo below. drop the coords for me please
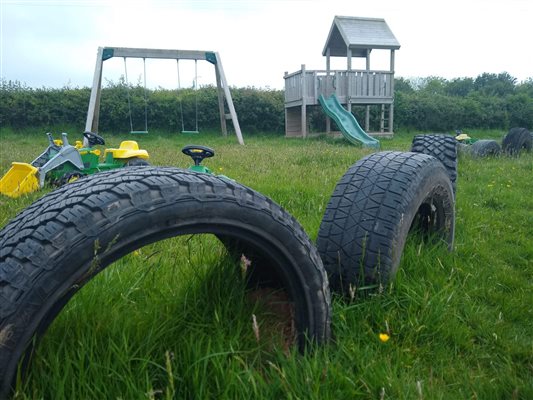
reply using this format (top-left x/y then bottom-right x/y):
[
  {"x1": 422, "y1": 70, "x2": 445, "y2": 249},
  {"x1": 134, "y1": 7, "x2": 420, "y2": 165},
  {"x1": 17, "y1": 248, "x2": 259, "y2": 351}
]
[{"x1": 284, "y1": 69, "x2": 394, "y2": 107}]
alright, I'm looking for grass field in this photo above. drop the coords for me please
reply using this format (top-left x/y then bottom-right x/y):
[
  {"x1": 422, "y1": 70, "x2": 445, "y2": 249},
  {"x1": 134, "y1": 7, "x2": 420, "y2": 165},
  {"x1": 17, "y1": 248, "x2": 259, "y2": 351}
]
[{"x1": 1, "y1": 128, "x2": 532, "y2": 399}]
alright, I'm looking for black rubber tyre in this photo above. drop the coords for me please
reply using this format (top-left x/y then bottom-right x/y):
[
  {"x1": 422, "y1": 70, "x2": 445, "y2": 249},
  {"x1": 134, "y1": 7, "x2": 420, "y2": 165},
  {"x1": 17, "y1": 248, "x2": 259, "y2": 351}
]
[
  {"x1": 457, "y1": 142, "x2": 470, "y2": 156},
  {"x1": 0, "y1": 167, "x2": 331, "y2": 397},
  {"x1": 411, "y1": 134, "x2": 457, "y2": 193},
  {"x1": 502, "y1": 127, "x2": 532, "y2": 156},
  {"x1": 317, "y1": 151, "x2": 455, "y2": 294},
  {"x1": 125, "y1": 157, "x2": 150, "y2": 166},
  {"x1": 469, "y1": 140, "x2": 501, "y2": 157},
  {"x1": 58, "y1": 171, "x2": 85, "y2": 186}
]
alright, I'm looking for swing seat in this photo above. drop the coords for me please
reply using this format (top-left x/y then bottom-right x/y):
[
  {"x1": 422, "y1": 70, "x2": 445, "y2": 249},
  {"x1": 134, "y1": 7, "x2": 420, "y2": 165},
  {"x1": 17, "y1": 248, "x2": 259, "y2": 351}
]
[
  {"x1": 130, "y1": 130, "x2": 149, "y2": 134},
  {"x1": 181, "y1": 130, "x2": 199, "y2": 134}
]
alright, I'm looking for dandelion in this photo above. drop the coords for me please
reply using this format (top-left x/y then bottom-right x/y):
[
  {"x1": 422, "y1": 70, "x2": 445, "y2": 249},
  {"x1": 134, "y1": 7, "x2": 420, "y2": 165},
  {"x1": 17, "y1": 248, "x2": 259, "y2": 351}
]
[
  {"x1": 133, "y1": 249, "x2": 141, "y2": 256},
  {"x1": 218, "y1": 167, "x2": 224, "y2": 172},
  {"x1": 379, "y1": 333, "x2": 390, "y2": 342}
]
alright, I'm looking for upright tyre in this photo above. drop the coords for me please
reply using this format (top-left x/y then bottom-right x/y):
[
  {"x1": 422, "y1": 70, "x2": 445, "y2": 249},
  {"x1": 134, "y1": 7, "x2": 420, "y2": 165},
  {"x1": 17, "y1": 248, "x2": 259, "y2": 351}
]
[
  {"x1": 317, "y1": 151, "x2": 455, "y2": 294},
  {"x1": 502, "y1": 127, "x2": 532, "y2": 155},
  {"x1": 411, "y1": 134, "x2": 457, "y2": 193},
  {"x1": 0, "y1": 167, "x2": 331, "y2": 397},
  {"x1": 469, "y1": 139, "x2": 501, "y2": 157}
]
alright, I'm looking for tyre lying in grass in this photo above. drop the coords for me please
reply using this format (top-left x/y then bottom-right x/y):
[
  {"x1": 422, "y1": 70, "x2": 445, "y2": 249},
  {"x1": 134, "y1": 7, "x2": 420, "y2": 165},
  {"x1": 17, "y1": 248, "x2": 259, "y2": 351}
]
[
  {"x1": 410, "y1": 134, "x2": 458, "y2": 193},
  {"x1": 469, "y1": 139, "x2": 501, "y2": 157},
  {"x1": 502, "y1": 127, "x2": 532, "y2": 156},
  {"x1": 317, "y1": 151, "x2": 455, "y2": 295},
  {"x1": 456, "y1": 142, "x2": 470, "y2": 156},
  {"x1": 0, "y1": 167, "x2": 331, "y2": 397}
]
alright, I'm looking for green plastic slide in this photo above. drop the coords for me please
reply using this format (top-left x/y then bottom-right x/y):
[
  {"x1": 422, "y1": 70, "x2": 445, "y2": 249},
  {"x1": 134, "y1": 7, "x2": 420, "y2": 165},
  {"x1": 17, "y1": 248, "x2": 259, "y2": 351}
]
[{"x1": 318, "y1": 94, "x2": 380, "y2": 148}]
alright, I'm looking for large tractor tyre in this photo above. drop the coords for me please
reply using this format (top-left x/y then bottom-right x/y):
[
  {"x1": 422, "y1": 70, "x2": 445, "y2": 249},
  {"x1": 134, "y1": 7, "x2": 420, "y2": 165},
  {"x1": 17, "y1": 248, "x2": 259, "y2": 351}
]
[
  {"x1": 411, "y1": 134, "x2": 457, "y2": 193},
  {"x1": 502, "y1": 127, "x2": 532, "y2": 155},
  {"x1": 0, "y1": 167, "x2": 331, "y2": 397},
  {"x1": 317, "y1": 151, "x2": 455, "y2": 294},
  {"x1": 470, "y1": 140, "x2": 501, "y2": 157}
]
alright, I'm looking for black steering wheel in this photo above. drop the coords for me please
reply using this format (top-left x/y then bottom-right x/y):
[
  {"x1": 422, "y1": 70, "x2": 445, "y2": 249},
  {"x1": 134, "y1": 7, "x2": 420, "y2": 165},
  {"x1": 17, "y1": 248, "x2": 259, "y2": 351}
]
[
  {"x1": 83, "y1": 130, "x2": 105, "y2": 146},
  {"x1": 182, "y1": 145, "x2": 215, "y2": 166}
]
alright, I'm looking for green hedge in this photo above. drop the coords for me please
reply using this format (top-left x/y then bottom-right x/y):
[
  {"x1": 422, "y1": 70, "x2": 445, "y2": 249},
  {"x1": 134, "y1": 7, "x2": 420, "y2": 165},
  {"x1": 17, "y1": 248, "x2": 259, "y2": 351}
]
[{"x1": 1, "y1": 73, "x2": 532, "y2": 134}]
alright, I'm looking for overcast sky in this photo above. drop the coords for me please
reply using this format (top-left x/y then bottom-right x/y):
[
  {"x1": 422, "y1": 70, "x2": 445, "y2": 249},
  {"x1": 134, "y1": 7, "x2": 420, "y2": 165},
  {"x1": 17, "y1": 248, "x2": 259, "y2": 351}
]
[{"x1": 1, "y1": 0, "x2": 532, "y2": 90}]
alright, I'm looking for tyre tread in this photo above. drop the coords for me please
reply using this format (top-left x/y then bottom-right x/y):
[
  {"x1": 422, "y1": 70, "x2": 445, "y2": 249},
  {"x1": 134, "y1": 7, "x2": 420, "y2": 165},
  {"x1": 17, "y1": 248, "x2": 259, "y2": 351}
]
[{"x1": 317, "y1": 151, "x2": 454, "y2": 291}]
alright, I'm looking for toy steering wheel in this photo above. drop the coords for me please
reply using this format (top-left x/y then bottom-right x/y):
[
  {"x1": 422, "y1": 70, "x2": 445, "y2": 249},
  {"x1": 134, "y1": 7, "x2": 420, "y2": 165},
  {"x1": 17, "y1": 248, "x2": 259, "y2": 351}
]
[
  {"x1": 182, "y1": 145, "x2": 215, "y2": 166},
  {"x1": 83, "y1": 131, "x2": 105, "y2": 146}
]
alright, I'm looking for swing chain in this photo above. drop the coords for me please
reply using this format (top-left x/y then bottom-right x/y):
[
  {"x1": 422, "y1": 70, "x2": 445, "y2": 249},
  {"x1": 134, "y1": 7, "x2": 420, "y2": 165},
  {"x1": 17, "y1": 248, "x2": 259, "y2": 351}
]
[{"x1": 176, "y1": 59, "x2": 199, "y2": 134}]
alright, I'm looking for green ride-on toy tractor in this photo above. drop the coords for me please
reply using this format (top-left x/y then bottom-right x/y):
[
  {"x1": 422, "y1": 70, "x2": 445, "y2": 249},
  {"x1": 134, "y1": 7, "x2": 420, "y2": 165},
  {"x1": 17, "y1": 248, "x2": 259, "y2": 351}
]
[{"x1": 0, "y1": 131, "x2": 149, "y2": 198}]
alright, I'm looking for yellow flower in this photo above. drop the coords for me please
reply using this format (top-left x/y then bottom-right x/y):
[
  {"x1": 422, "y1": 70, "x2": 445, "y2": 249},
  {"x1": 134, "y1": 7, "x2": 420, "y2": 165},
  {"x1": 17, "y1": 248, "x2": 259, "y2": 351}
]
[{"x1": 379, "y1": 333, "x2": 390, "y2": 342}]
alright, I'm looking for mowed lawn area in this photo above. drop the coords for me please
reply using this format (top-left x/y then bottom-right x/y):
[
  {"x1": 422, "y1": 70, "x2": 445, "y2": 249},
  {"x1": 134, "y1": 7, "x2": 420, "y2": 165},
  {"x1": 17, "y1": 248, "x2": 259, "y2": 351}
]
[{"x1": 1, "y1": 128, "x2": 532, "y2": 399}]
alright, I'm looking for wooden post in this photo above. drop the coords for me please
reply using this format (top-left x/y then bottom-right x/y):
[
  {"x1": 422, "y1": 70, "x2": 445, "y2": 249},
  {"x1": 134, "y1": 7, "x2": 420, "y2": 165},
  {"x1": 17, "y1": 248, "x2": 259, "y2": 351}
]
[
  {"x1": 365, "y1": 49, "x2": 371, "y2": 132},
  {"x1": 346, "y1": 47, "x2": 352, "y2": 111},
  {"x1": 325, "y1": 48, "x2": 331, "y2": 134},
  {"x1": 380, "y1": 104, "x2": 385, "y2": 132},
  {"x1": 301, "y1": 64, "x2": 307, "y2": 138},
  {"x1": 85, "y1": 47, "x2": 104, "y2": 144},
  {"x1": 215, "y1": 52, "x2": 244, "y2": 145},
  {"x1": 284, "y1": 71, "x2": 289, "y2": 137},
  {"x1": 389, "y1": 103, "x2": 394, "y2": 134},
  {"x1": 214, "y1": 63, "x2": 228, "y2": 137},
  {"x1": 389, "y1": 50, "x2": 396, "y2": 133}
]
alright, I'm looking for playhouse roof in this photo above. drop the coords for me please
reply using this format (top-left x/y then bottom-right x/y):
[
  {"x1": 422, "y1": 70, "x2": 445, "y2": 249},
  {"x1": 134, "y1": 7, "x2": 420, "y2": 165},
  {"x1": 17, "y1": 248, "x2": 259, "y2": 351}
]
[{"x1": 322, "y1": 16, "x2": 400, "y2": 57}]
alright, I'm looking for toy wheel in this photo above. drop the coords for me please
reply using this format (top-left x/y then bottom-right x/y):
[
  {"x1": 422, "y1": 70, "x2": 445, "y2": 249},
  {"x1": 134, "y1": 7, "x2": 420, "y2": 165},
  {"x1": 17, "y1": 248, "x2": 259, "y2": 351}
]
[
  {"x1": 0, "y1": 167, "x2": 330, "y2": 397},
  {"x1": 411, "y1": 134, "x2": 457, "y2": 193},
  {"x1": 317, "y1": 151, "x2": 455, "y2": 294},
  {"x1": 469, "y1": 140, "x2": 501, "y2": 157},
  {"x1": 502, "y1": 127, "x2": 532, "y2": 156},
  {"x1": 125, "y1": 158, "x2": 150, "y2": 167},
  {"x1": 59, "y1": 171, "x2": 85, "y2": 186}
]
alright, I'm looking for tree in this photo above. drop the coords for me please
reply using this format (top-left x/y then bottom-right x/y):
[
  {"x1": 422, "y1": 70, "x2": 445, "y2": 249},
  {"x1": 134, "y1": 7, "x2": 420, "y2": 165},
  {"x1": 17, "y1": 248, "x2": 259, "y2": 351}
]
[
  {"x1": 474, "y1": 72, "x2": 517, "y2": 97},
  {"x1": 445, "y1": 77, "x2": 474, "y2": 97}
]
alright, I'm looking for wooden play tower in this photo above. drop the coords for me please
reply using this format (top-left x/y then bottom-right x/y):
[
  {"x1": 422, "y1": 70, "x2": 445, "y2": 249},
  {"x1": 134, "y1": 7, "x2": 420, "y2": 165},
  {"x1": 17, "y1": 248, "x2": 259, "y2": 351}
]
[{"x1": 284, "y1": 16, "x2": 400, "y2": 137}]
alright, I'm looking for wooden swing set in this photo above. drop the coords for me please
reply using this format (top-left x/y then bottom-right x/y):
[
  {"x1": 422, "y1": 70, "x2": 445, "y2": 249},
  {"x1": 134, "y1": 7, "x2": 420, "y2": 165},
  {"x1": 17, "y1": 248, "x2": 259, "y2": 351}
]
[{"x1": 85, "y1": 47, "x2": 244, "y2": 144}]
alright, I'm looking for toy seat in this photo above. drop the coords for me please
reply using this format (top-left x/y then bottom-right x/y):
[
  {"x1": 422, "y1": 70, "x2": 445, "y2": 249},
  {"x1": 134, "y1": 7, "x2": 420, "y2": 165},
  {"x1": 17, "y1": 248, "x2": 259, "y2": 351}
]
[{"x1": 104, "y1": 141, "x2": 149, "y2": 159}]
